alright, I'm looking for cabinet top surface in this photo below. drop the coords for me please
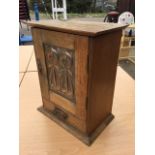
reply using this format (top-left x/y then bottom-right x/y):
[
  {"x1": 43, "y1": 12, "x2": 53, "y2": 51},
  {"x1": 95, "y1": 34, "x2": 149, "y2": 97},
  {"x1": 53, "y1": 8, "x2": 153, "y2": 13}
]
[{"x1": 27, "y1": 20, "x2": 127, "y2": 37}]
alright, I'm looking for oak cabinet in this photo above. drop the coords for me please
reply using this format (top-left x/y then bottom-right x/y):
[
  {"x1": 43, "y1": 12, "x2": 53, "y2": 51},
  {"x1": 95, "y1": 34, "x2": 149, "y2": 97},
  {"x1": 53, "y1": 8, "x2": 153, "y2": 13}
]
[{"x1": 28, "y1": 20, "x2": 126, "y2": 145}]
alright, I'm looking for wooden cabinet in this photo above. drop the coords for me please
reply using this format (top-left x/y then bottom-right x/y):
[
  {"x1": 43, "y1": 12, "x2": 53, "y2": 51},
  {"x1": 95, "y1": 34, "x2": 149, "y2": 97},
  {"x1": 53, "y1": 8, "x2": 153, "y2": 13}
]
[{"x1": 28, "y1": 20, "x2": 126, "y2": 145}]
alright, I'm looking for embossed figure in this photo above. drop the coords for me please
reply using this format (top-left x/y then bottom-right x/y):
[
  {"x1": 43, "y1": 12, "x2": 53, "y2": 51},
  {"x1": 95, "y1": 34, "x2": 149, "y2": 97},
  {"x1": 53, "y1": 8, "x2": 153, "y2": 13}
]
[
  {"x1": 44, "y1": 44, "x2": 75, "y2": 101},
  {"x1": 45, "y1": 45, "x2": 60, "y2": 90},
  {"x1": 59, "y1": 50, "x2": 74, "y2": 97}
]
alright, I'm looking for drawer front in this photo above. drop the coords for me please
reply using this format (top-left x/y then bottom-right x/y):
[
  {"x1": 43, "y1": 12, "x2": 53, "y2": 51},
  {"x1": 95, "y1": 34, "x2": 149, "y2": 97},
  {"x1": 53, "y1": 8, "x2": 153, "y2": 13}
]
[
  {"x1": 32, "y1": 28, "x2": 88, "y2": 120},
  {"x1": 42, "y1": 98, "x2": 86, "y2": 133}
]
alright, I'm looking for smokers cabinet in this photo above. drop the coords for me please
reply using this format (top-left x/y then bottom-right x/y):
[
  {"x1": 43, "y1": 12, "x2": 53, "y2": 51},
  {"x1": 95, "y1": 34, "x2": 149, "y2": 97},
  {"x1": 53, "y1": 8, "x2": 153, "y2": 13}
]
[{"x1": 28, "y1": 20, "x2": 126, "y2": 145}]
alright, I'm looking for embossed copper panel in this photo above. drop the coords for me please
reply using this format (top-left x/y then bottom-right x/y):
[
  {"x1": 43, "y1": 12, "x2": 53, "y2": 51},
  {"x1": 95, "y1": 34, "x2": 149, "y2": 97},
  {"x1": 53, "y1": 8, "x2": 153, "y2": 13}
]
[{"x1": 43, "y1": 43, "x2": 75, "y2": 103}]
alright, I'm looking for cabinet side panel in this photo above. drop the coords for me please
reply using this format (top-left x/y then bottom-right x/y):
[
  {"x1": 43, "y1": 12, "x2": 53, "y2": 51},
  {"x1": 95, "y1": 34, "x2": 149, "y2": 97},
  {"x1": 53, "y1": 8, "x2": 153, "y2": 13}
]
[
  {"x1": 31, "y1": 28, "x2": 50, "y2": 102},
  {"x1": 74, "y1": 36, "x2": 89, "y2": 120},
  {"x1": 87, "y1": 30, "x2": 122, "y2": 133}
]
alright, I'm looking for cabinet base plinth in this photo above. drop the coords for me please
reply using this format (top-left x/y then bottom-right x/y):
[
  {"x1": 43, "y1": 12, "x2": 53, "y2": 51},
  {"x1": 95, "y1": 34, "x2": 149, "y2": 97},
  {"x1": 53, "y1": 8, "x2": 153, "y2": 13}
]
[{"x1": 38, "y1": 106, "x2": 114, "y2": 145}]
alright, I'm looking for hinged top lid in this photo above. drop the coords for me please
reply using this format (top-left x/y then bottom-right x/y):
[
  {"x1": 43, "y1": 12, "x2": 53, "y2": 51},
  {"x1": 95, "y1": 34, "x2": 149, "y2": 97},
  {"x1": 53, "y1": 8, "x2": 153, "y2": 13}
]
[{"x1": 27, "y1": 20, "x2": 127, "y2": 37}]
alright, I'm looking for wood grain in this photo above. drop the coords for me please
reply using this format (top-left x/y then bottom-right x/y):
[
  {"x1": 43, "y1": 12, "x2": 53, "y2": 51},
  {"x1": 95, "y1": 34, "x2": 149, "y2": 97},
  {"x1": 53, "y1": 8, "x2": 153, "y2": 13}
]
[
  {"x1": 42, "y1": 98, "x2": 87, "y2": 133},
  {"x1": 74, "y1": 35, "x2": 89, "y2": 120},
  {"x1": 32, "y1": 28, "x2": 89, "y2": 121},
  {"x1": 49, "y1": 91, "x2": 76, "y2": 115},
  {"x1": 32, "y1": 28, "x2": 50, "y2": 101},
  {"x1": 27, "y1": 20, "x2": 127, "y2": 37},
  {"x1": 41, "y1": 29, "x2": 75, "y2": 49},
  {"x1": 87, "y1": 30, "x2": 122, "y2": 134}
]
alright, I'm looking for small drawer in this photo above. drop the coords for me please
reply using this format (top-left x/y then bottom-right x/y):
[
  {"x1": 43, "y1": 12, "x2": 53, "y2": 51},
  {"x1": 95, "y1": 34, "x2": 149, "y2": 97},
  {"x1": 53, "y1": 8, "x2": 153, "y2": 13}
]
[{"x1": 42, "y1": 98, "x2": 86, "y2": 133}]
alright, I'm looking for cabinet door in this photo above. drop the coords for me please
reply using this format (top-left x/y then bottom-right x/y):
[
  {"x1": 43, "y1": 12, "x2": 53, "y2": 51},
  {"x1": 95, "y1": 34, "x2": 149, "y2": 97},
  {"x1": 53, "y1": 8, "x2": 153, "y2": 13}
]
[{"x1": 32, "y1": 28, "x2": 88, "y2": 120}]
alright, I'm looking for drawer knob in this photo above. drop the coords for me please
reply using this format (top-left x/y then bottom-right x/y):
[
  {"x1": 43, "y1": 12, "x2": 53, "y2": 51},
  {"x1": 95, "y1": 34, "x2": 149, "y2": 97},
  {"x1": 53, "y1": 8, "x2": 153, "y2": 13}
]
[{"x1": 52, "y1": 107, "x2": 68, "y2": 121}]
